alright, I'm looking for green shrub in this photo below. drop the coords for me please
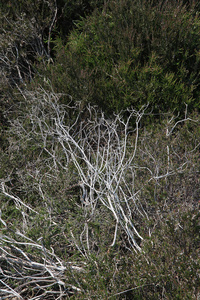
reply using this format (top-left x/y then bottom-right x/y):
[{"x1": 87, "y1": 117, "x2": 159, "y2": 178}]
[{"x1": 43, "y1": 0, "x2": 200, "y2": 115}]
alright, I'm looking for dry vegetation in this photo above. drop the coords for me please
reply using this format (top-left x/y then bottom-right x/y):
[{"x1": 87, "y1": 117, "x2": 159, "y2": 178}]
[{"x1": 0, "y1": 0, "x2": 200, "y2": 299}]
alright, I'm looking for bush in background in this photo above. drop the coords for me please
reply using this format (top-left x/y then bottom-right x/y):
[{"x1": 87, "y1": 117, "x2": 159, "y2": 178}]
[{"x1": 43, "y1": 0, "x2": 200, "y2": 115}]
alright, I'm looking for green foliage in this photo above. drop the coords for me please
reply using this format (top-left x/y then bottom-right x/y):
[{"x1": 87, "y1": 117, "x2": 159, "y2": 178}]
[
  {"x1": 67, "y1": 207, "x2": 199, "y2": 299},
  {"x1": 44, "y1": 0, "x2": 200, "y2": 115},
  {"x1": 54, "y1": 0, "x2": 105, "y2": 41}
]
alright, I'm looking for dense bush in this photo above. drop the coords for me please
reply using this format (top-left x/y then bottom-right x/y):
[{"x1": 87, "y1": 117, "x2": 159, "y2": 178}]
[{"x1": 43, "y1": 0, "x2": 200, "y2": 115}]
